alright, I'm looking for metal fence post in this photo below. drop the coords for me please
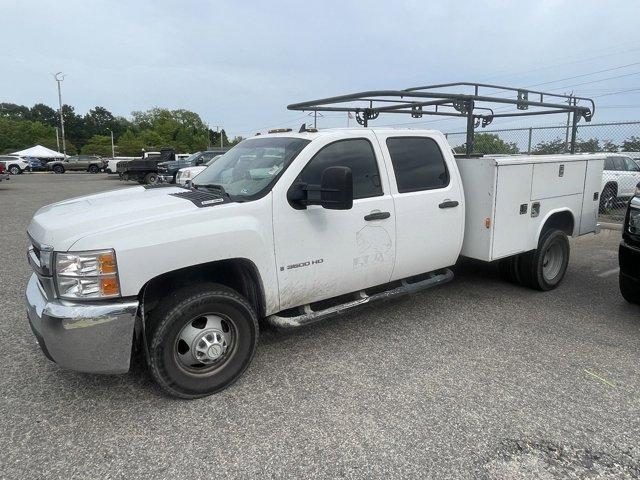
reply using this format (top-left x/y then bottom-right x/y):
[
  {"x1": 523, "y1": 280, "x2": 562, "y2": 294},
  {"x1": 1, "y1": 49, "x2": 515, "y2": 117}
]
[{"x1": 527, "y1": 128, "x2": 533, "y2": 154}]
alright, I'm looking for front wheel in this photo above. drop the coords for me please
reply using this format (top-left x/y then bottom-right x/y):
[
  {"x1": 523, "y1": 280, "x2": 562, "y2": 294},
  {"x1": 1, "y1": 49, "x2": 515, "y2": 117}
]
[
  {"x1": 144, "y1": 172, "x2": 158, "y2": 184},
  {"x1": 88, "y1": 164, "x2": 99, "y2": 173},
  {"x1": 52, "y1": 164, "x2": 65, "y2": 174},
  {"x1": 8, "y1": 165, "x2": 21, "y2": 175},
  {"x1": 147, "y1": 283, "x2": 259, "y2": 398}
]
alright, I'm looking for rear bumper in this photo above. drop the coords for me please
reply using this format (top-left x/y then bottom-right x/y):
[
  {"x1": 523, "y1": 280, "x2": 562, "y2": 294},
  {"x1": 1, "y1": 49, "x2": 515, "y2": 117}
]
[
  {"x1": 25, "y1": 274, "x2": 139, "y2": 374},
  {"x1": 619, "y1": 241, "x2": 640, "y2": 282}
]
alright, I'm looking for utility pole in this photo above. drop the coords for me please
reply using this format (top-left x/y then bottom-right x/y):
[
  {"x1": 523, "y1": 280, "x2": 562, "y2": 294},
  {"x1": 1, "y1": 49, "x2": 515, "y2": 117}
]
[
  {"x1": 53, "y1": 72, "x2": 67, "y2": 157},
  {"x1": 55, "y1": 127, "x2": 60, "y2": 152},
  {"x1": 307, "y1": 111, "x2": 323, "y2": 129},
  {"x1": 108, "y1": 129, "x2": 115, "y2": 158}
]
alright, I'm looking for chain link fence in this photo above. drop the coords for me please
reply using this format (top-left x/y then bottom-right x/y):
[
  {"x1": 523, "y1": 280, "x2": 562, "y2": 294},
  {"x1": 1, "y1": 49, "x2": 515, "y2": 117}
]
[{"x1": 444, "y1": 121, "x2": 640, "y2": 223}]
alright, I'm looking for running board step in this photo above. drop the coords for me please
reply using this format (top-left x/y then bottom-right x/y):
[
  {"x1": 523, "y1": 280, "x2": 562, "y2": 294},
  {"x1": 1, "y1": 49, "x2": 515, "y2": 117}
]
[{"x1": 267, "y1": 268, "x2": 454, "y2": 330}]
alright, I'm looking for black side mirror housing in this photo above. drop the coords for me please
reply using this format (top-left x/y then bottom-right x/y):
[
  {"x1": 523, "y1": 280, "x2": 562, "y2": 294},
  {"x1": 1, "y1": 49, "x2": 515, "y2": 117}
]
[{"x1": 288, "y1": 166, "x2": 353, "y2": 210}]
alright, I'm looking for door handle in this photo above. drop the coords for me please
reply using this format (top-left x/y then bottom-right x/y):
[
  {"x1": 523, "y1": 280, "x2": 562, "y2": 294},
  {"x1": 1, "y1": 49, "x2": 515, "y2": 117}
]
[
  {"x1": 439, "y1": 200, "x2": 459, "y2": 209},
  {"x1": 364, "y1": 211, "x2": 391, "y2": 221}
]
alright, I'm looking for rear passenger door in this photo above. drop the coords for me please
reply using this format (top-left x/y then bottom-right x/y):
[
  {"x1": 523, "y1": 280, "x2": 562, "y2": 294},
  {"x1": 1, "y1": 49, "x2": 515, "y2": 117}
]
[{"x1": 377, "y1": 133, "x2": 464, "y2": 280}]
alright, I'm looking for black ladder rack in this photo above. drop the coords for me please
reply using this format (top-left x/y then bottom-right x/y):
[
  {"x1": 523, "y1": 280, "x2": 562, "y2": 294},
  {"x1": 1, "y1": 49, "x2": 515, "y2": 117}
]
[{"x1": 287, "y1": 82, "x2": 595, "y2": 156}]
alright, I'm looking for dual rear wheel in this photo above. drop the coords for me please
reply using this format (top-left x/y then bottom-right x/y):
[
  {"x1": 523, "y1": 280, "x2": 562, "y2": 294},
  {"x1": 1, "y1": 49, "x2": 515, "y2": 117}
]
[{"x1": 499, "y1": 229, "x2": 570, "y2": 291}]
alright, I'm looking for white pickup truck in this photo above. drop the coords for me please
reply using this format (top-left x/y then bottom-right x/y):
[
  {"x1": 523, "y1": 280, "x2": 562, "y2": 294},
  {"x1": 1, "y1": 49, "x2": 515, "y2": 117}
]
[{"x1": 25, "y1": 128, "x2": 604, "y2": 398}]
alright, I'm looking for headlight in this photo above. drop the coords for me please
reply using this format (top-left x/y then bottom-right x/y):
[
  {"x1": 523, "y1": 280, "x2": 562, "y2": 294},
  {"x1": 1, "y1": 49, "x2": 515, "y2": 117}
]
[
  {"x1": 184, "y1": 170, "x2": 192, "y2": 179},
  {"x1": 55, "y1": 249, "x2": 120, "y2": 299},
  {"x1": 629, "y1": 207, "x2": 640, "y2": 235}
]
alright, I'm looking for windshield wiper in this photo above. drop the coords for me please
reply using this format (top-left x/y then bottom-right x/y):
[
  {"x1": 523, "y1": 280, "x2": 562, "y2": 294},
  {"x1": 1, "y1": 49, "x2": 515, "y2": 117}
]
[{"x1": 194, "y1": 183, "x2": 231, "y2": 198}]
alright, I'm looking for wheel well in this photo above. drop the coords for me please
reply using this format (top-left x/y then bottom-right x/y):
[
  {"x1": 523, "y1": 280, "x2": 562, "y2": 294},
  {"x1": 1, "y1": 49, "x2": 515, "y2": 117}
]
[
  {"x1": 603, "y1": 182, "x2": 617, "y2": 193},
  {"x1": 139, "y1": 258, "x2": 265, "y2": 319},
  {"x1": 8, "y1": 163, "x2": 20, "y2": 170},
  {"x1": 541, "y1": 211, "x2": 575, "y2": 238}
]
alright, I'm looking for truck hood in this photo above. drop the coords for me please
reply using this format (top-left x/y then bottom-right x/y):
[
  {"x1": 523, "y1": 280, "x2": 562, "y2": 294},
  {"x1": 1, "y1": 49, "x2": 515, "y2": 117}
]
[{"x1": 27, "y1": 186, "x2": 208, "y2": 250}]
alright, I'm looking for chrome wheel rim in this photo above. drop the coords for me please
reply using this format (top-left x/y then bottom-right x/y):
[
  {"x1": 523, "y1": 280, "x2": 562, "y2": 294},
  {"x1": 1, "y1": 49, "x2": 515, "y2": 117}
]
[
  {"x1": 175, "y1": 314, "x2": 235, "y2": 373},
  {"x1": 542, "y1": 242, "x2": 563, "y2": 281}
]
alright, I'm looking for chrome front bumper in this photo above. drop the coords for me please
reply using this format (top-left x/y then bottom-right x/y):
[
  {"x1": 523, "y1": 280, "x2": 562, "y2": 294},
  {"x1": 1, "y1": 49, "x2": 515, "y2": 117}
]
[
  {"x1": 25, "y1": 274, "x2": 139, "y2": 374},
  {"x1": 157, "y1": 173, "x2": 174, "y2": 183}
]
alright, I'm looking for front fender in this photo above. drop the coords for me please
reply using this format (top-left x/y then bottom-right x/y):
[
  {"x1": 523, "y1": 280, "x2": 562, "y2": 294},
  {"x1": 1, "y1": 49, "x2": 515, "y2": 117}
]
[{"x1": 70, "y1": 195, "x2": 279, "y2": 314}]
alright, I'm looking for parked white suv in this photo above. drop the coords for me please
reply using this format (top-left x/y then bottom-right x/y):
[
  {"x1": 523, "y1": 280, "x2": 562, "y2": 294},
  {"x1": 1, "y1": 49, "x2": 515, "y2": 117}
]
[
  {"x1": 0, "y1": 155, "x2": 30, "y2": 175},
  {"x1": 600, "y1": 155, "x2": 640, "y2": 211}
]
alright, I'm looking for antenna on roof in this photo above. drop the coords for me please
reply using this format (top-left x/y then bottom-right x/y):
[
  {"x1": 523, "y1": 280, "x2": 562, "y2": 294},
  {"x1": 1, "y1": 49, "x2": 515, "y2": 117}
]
[{"x1": 299, "y1": 123, "x2": 307, "y2": 133}]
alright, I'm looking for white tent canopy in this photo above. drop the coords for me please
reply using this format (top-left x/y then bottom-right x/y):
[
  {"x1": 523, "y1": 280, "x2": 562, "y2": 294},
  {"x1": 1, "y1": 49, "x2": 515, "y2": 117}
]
[{"x1": 12, "y1": 145, "x2": 65, "y2": 159}]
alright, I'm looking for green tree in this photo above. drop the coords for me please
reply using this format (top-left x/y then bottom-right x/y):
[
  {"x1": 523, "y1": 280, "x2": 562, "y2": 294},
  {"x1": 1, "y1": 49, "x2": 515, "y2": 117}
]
[
  {"x1": 81, "y1": 135, "x2": 113, "y2": 156},
  {"x1": 116, "y1": 129, "x2": 144, "y2": 156},
  {"x1": 602, "y1": 140, "x2": 619, "y2": 152},
  {"x1": 29, "y1": 103, "x2": 58, "y2": 126},
  {"x1": 455, "y1": 133, "x2": 518, "y2": 154},
  {"x1": 0, "y1": 102, "x2": 30, "y2": 120},
  {"x1": 61, "y1": 104, "x2": 88, "y2": 148},
  {"x1": 622, "y1": 136, "x2": 640, "y2": 151},
  {"x1": 575, "y1": 138, "x2": 600, "y2": 153},
  {"x1": 532, "y1": 138, "x2": 567, "y2": 154},
  {"x1": 0, "y1": 117, "x2": 57, "y2": 153}
]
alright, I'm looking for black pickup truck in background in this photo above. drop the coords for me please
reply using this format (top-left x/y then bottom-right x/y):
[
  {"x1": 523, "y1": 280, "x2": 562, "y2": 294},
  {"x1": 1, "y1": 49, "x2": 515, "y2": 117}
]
[
  {"x1": 157, "y1": 149, "x2": 228, "y2": 183},
  {"x1": 116, "y1": 149, "x2": 177, "y2": 184}
]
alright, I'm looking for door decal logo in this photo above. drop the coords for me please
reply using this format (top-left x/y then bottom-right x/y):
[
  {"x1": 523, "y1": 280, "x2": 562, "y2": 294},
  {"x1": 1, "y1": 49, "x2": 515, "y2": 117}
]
[
  {"x1": 354, "y1": 225, "x2": 392, "y2": 269},
  {"x1": 280, "y1": 259, "x2": 324, "y2": 271}
]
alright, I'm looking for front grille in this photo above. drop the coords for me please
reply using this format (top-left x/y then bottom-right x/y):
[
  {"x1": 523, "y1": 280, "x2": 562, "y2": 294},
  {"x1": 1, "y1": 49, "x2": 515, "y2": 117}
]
[{"x1": 27, "y1": 236, "x2": 53, "y2": 277}]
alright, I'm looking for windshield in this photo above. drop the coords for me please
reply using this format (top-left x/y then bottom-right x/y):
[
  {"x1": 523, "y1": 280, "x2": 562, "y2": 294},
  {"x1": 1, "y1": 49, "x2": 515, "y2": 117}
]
[
  {"x1": 205, "y1": 155, "x2": 223, "y2": 167},
  {"x1": 181, "y1": 152, "x2": 202, "y2": 163},
  {"x1": 193, "y1": 137, "x2": 310, "y2": 198}
]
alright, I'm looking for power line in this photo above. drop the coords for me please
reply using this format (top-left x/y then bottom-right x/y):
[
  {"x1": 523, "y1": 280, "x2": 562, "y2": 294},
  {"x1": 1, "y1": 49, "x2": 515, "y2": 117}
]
[{"x1": 525, "y1": 62, "x2": 640, "y2": 88}]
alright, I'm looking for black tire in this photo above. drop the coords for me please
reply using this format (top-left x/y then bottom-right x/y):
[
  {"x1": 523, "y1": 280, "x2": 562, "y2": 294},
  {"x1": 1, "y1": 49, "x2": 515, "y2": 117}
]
[
  {"x1": 8, "y1": 165, "x2": 21, "y2": 175},
  {"x1": 144, "y1": 172, "x2": 158, "y2": 184},
  {"x1": 53, "y1": 164, "x2": 65, "y2": 174},
  {"x1": 599, "y1": 183, "x2": 617, "y2": 213},
  {"x1": 88, "y1": 164, "x2": 99, "y2": 173},
  {"x1": 519, "y1": 229, "x2": 570, "y2": 291},
  {"x1": 147, "y1": 283, "x2": 259, "y2": 399},
  {"x1": 620, "y1": 273, "x2": 640, "y2": 305}
]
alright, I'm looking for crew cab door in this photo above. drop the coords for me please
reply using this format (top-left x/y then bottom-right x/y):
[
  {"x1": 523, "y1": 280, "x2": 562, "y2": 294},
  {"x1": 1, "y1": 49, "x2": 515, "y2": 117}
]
[
  {"x1": 272, "y1": 133, "x2": 396, "y2": 310},
  {"x1": 376, "y1": 133, "x2": 464, "y2": 280}
]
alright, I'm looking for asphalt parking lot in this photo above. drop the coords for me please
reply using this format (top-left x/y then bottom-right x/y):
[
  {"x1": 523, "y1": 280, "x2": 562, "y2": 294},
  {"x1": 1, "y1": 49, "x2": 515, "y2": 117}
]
[{"x1": 1, "y1": 173, "x2": 639, "y2": 479}]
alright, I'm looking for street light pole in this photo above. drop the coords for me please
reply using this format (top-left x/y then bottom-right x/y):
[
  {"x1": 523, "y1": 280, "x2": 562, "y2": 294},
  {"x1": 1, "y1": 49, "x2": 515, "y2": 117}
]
[
  {"x1": 53, "y1": 72, "x2": 67, "y2": 157},
  {"x1": 109, "y1": 129, "x2": 115, "y2": 158}
]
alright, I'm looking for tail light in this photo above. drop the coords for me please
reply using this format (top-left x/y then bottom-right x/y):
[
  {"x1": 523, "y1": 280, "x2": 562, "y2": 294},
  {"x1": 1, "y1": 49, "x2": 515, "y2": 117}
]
[{"x1": 0, "y1": 163, "x2": 5, "y2": 173}]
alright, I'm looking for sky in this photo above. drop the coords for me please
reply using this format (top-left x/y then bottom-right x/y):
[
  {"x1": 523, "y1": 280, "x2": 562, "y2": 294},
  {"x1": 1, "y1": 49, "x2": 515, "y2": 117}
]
[{"x1": 3, "y1": 0, "x2": 640, "y2": 139}]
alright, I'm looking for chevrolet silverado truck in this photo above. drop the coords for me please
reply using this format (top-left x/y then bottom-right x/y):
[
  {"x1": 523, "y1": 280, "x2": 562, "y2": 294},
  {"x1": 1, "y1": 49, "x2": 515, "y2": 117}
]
[
  {"x1": 25, "y1": 127, "x2": 605, "y2": 398},
  {"x1": 158, "y1": 149, "x2": 228, "y2": 183}
]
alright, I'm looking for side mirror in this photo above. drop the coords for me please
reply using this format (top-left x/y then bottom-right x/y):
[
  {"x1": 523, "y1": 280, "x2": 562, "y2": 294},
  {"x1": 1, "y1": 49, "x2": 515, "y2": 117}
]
[{"x1": 288, "y1": 166, "x2": 353, "y2": 210}]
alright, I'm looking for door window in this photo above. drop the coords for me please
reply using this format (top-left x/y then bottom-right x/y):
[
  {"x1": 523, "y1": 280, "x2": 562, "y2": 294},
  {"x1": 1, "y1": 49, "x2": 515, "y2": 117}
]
[
  {"x1": 624, "y1": 157, "x2": 640, "y2": 172},
  {"x1": 386, "y1": 137, "x2": 449, "y2": 193},
  {"x1": 296, "y1": 139, "x2": 382, "y2": 199}
]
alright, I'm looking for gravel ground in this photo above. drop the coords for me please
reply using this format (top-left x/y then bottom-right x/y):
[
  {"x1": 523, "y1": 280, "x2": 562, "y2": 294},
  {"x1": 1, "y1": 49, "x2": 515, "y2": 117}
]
[{"x1": 1, "y1": 174, "x2": 639, "y2": 479}]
